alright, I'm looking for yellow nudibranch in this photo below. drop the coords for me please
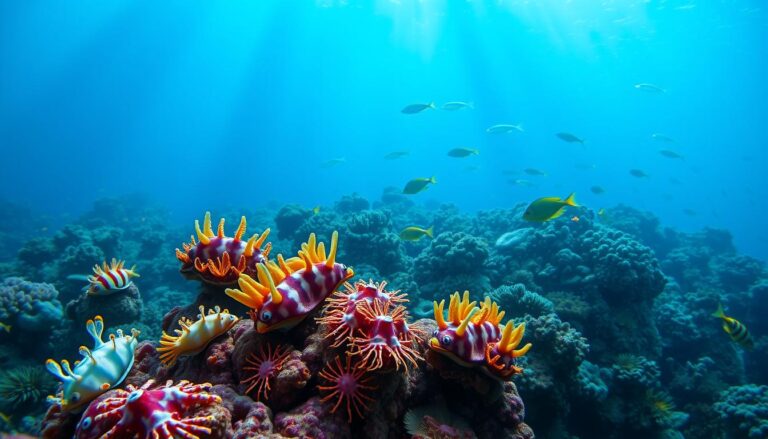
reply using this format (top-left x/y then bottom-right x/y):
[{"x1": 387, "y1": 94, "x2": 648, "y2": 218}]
[
  {"x1": 157, "y1": 305, "x2": 239, "y2": 367},
  {"x1": 46, "y1": 316, "x2": 139, "y2": 412},
  {"x1": 429, "y1": 291, "x2": 531, "y2": 379}
]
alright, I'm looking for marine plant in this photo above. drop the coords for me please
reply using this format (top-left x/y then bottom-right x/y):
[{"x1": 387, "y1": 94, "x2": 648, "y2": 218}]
[{"x1": 0, "y1": 366, "x2": 56, "y2": 408}]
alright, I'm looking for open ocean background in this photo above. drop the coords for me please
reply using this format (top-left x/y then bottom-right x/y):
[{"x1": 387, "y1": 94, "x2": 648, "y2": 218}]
[{"x1": 1, "y1": 1, "x2": 766, "y2": 261}]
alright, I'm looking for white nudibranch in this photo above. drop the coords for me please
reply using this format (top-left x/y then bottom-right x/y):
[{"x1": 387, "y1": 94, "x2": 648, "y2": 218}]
[{"x1": 45, "y1": 315, "x2": 139, "y2": 412}]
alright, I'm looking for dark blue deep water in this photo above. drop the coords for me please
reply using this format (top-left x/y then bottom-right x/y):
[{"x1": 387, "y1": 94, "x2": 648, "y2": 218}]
[{"x1": 1, "y1": 1, "x2": 767, "y2": 438}]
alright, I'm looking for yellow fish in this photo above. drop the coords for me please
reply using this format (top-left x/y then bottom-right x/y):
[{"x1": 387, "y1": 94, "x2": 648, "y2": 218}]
[
  {"x1": 523, "y1": 193, "x2": 578, "y2": 222},
  {"x1": 712, "y1": 303, "x2": 753, "y2": 350},
  {"x1": 403, "y1": 177, "x2": 437, "y2": 195},
  {"x1": 312, "y1": 206, "x2": 321, "y2": 215},
  {"x1": 0, "y1": 322, "x2": 10, "y2": 333},
  {"x1": 399, "y1": 226, "x2": 434, "y2": 241}
]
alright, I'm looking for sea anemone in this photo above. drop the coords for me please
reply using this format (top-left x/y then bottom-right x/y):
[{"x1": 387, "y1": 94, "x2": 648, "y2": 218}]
[
  {"x1": 0, "y1": 366, "x2": 56, "y2": 408},
  {"x1": 645, "y1": 389, "x2": 677, "y2": 425},
  {"x1": 614, "y1": 354, "x2": 643, "y2": 372},
  {"x1": 240, "y1": 344, "x2": 291, "y2": 401},
  {"x1": 318, "y1": 355, "x2": 377, "y2": 423}
]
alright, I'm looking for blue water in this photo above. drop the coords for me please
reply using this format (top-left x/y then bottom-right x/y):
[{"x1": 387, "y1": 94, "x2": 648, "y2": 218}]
[{"x1": 1, "y1": 0, "x2": 766, "y2": 260}]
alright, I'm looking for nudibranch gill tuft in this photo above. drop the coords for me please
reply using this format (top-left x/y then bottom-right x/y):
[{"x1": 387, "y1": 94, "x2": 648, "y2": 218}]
[
  {"x1": 430, "y1": 291, "x2": 532, "y2": 379},
  {"x1": 175, "y1": 212, "x2": 272, "y2": 285},
  {"x1": 45, "y1": 315, "x2": 139, "y2": 412},
  {"x1": 157, "y1": 305, "x2": 239, "y2": 367},
  {"x1": 86, "y1": 258, "x2": 139, "y2": 296},
  {"x1": 225, "y1": 231, "x2": 354, "y2": 333}
]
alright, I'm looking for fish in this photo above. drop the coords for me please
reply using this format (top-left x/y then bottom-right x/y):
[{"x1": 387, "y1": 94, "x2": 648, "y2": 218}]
[
  {"x1": 384, "y1": 151, "x2": 410, "y2": 160},
  {"x1": 312, "y1": 206, "x2": 321, "y2": 215},
  {"x1": 399, "y1": 226, "x2": 434, "y2": 241},
  {"x1": 401, "y1": 103, "x2": 436, "y2": 114},
  {"x1": 629, "y1": 169, "x2": 649, "y2": 178},
  {"x1": 590, "y1": 186, "x2": 605, "y2": 194},
  {"x1": 712, "y1": 303, "x2": 753, "y2": 349},
  {"x1": 321, "y1": 157, "x2": 346, "y2": 168},
  {"x1": 403, "y1": 177, "x2": 437, "y2": 194},
  {"x1": 447, "y1": 148, "x2": 479, "y2": 158},
  {"x1": 556, "y1": 132, "x2": 585, "y2": 144},
  {"x1": 523, "y1": 193, "x2": 578, "y2": 222},
  {"x1": 524, "y1": 168, "x2": 547, "y2": 176},
  {"x1": 464, "y1": 165, "x2": 481, "y2": 172},
  {"x1": 442, "y1": 101, "x2": 473, "y2": 111},
  {"x1": 597, "y1": 208, "x2": 606, "y2": 217},
  {"x1": 0, "y1": 322, "x2": 10, "y2": 333},
  {"x1": 487, "y1": 124, "x2": 524, "y2": 134},
  {"x1": 634, "y1": 83, "x2": 666, "y2": 93},
  {"x1": 652, "y1": 133, "x2": 675, "y2": 142},
  {"x1": 575, "y1": 163, "x2": 596, "y2": 170},
  {"x1": 571, "y1": 216, "x2": 580, "y2": 222},
  {"x1": 659, "y1": 149, "x2": 684, "y2": 159},
  {"x1": 508, "y1": 179, "x2": 535, "y2": 187}
]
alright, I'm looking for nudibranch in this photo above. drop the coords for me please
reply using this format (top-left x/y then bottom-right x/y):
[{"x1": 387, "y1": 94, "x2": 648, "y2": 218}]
[
  {"x1": 225, "y1": 231, "x2": 354, "y2": 333},
  {"x1": 318, "y1": 280, "x2": 422, "y2": 372},
  {"x1": 85, "y1": 258, "x2": 139, "y2": 295},
  {"x1": 157, "y1": 305, "x2": 239, "y2": 367},
  {"x1": 175, "y1": 212, "x2": 272, "y2": 285},
  {"x1": 430, "y1": 291, "x2": 532, "y2": 379},
  {"x1": 45, "y1": 316, "x2": 139, "y2": 412},
  {"x1": 76, "y1": 379, "x2": 221, "y2": 439}
]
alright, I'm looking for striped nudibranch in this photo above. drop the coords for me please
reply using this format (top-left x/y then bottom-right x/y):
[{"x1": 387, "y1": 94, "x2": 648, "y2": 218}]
[
  {"x1": 157, "y1": 305, "x2": 239, "y2": 367},
  {"x1": 225, "y1": 231, "x2": 354, "y2": 334},
  {"x1": 429, "y1": 291, "x2": 532, "y2": 380},
  {"x1": 86, "y1": 259, "x2": 139, "y2": 296}
]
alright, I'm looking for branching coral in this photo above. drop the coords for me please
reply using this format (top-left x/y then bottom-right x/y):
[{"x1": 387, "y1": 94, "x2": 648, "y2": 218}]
[
  {"x1": 714, "y1": 384, "x2": 768, "y2": 438},
  {"x1": 489, "y1": 284, "x2": 554, "y2": 319},
  {"x1": 0, "y1": 277, "x2": 62, "y2": 333}
]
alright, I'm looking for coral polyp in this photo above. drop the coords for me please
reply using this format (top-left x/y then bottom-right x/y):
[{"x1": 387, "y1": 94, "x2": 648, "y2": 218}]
[
  {"x1": 240, "y1": 343, "x2": 291, "y2": 401},
  {"x1": 175, "y1": 212, "x2": 272, "y2": 285},
  {"x1": 75, "y1": 379, "x2": 221, "y2": 439},
  {"x1": 318, "y1": 355, "x2": 377, "y2": 423},
  {"x1": 430, "y1": 291, "x2": 531, "y2": 379}
]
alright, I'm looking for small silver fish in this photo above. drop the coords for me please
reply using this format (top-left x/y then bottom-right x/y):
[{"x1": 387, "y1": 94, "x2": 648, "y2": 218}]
[
  {"x1": 556, "y1": 132, "x2": 585, "y2": 144},
  {"x1": 652, "y1": 133, "x2": 675, "y2": 142},
  {"x1": 321, "y1": 157, "x2": 346, "y2": 168},
  {"x1": 634, "y1": 83, "x2": 666, "y2": 93},
  {"x1": 524, "y1": 168, "x2": 547, "y2": 176},
  {"x1": 487, "y1": 124, "x2": 524, "y2": 134},
  {"x1": 384, "y1": 151, "x2": 409, "y2": 160},
  {"x1": 401, "y1": 103, "x2": 436, "y2": 114},
  {"x1": 659, "y1": 149, "x2": 684, "y2": 159},
  {"x1": 442, "y1": 101, "x2": 473, "y2": 111}
]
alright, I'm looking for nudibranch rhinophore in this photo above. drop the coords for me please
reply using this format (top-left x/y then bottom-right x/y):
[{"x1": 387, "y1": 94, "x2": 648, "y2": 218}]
[
  {"x1": 175, "y1": 212, "x2": 272, "y2": 286},
  {"x1": 157, "y1": 305, "x2": 239, "y2": 367},
  {"x1": 430, "y1": 291, "x2": 532, "y2": 379},
  {"x1": 225, "y1": 231, "x2": 354, "y2": 333},
  {"x1": 86, "y1": 258, "x2": 139, "y2": 295},
  {"x1": 75, "y1": 379, "x2": 221, "y2": 439},
  {"x1": 46, "y1": 316, "x2": 139, "y2": 412}
]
